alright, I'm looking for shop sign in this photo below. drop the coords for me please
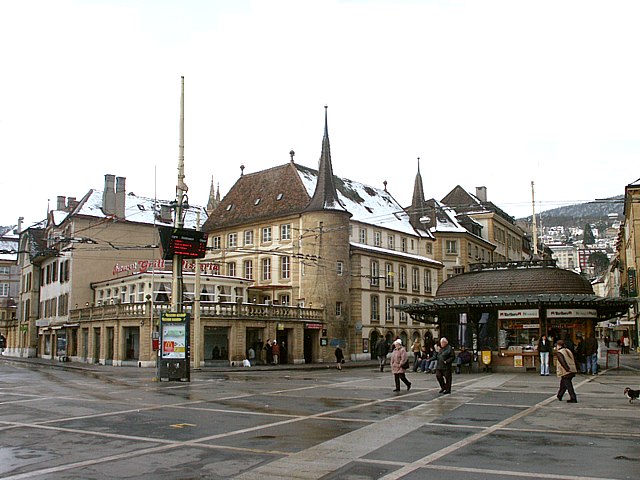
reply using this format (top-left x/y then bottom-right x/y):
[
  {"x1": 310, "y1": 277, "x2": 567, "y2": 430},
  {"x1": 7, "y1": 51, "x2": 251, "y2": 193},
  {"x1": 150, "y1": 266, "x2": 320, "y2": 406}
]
[
  {"x1": 305, "y1": 323, "x2": 323, "y2": 330},
  {"x1": 547, "y1": 308, "x2": 597, "y2": 318},
  {"x1": 113, "y1": 259, "x2": 219, "y2": 276},
  {"x1": 498, "y1": 309, "x2": 539, "y2": 319}
]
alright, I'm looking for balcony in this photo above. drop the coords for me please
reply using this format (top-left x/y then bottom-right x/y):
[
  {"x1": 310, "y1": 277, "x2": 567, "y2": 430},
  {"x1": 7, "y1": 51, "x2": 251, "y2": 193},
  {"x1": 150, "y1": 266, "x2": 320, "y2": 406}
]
[{"x1": 69, "y1": 301, "x2": 324, "y2": 322}]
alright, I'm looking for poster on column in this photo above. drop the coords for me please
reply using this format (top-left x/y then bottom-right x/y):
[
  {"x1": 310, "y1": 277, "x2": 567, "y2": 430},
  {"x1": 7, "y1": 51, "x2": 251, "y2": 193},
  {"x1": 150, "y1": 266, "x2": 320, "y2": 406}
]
[{"x1": 161, "y1": 312, "x2": 188, "y2": 359}]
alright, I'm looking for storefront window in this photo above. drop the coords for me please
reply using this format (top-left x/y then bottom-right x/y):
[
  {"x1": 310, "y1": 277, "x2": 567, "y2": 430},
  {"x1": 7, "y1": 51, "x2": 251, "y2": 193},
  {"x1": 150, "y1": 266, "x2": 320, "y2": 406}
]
[
  {"x1": 205, "y1": 326, "x2": 229, "y2": 362},
  {"x1": 123, "y1": 327, "x2": 139, "y2": 360}
]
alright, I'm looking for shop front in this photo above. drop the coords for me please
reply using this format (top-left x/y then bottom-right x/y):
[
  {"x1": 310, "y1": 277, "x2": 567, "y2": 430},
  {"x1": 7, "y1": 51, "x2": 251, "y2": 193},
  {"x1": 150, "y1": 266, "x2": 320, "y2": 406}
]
[{"x1": 397, "y1": 260, "x2": 634, "y2": 372}]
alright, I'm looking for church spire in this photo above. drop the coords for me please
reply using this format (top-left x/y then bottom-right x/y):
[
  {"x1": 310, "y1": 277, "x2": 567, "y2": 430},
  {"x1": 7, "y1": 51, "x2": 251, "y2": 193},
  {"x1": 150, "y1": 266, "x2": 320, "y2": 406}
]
[
  {"x1": 305, "y1": 106, "x2": 348, "y2": 213},
  {"x1": 409, "y1": 157, "x2": 428, "y2": 230},
  {"x1": 206, "y1": 176, "x2": 220, "y2": 214}
]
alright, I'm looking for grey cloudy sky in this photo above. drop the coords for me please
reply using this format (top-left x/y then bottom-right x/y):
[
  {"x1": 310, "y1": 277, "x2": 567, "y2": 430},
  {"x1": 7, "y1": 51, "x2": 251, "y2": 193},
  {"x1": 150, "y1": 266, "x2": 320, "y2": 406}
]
[{"x1": 2, "y1": 0, "x2": 639, "y2": 228}]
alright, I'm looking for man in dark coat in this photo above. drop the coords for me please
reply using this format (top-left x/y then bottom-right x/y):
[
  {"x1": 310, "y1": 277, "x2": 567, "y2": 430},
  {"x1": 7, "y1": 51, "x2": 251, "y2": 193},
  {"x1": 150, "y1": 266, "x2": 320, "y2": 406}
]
[
  {"x1": 583, "y1": 334, "x2": 599, "y2": 375},
  {"x1": 375, "y1": 337, "x2": 389, "y2": 372},
  {"x1": 435, "y1": 337, "x2": 455, "y2": 394}
]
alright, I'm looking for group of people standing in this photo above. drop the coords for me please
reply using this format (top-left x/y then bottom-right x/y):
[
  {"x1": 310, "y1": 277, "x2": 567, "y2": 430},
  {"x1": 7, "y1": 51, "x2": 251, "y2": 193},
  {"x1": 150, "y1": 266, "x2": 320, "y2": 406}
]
[{"x1": 375, "y1": 336, "x2": 455, "y2": 394}]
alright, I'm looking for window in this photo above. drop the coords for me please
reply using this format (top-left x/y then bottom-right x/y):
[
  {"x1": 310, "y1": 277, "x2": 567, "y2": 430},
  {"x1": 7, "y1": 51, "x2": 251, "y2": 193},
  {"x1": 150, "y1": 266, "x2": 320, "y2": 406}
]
[
  {"x1": 387, "y1": 235, "x2": 394, "y2": 250},
  {"x1": 374, "y1": 231, "x2": 382, "y2": 247},
  {"x1": 399, "y1": 297, "x2": 407, "y2": 322},
  {"x1": 212, "y1": 236, "x2": 221, "y2": 250},
  {"x1": 424, "y1": 270, "x2": 432, "y2": 293},
  {"x1": 412, "y1": 268, "x2": 420, "y2": 291},
  {"x1": 281, "y1": 224, "x2": 291, "y2": 241},
  {"x1": 243, "y1": 260, "x2": 253, "y2": 280},
  {"x1": 227, "y1": 262, "x2": 236, "y2": 277},
  {"x1": 0, "y1": 283, "x2": 8, "y2": 297},
  {"x1": 468, "y1": 243, "x2": 472, "y2": 258},
  {"x1": 280, "y1": 256, "x2": 290, "y2": 279},
  {"x1": 262, "y1": 227, "x2": 272, "y2": 243},
  {"x1": 359, "y1": 228, "x2": 367, "y2": 244},
  {"x1": 336, "y1": 260, "x2": 344, "y2": 276},
  {"x1": 426, "y1": 243, "x2": 432, "y2": 254},
  {"x1": 336, "y1": 301, "x2": 343, "y2": 316},
  {"x1": 385, "y1": 297, "x2": 394, "y2": 322},
  {"x1": 51, "y1": 261, "x2": 58, "y2": 282},
  {"x1": 399, "y1": 265, "x2": 407, "y2": 289},
  {"x1": 280, "y1": 294, "x2": 290, "y2": 305},
  {"x1": 454, "y1": 266, "x2": 465, "y2": 275},
  {"x1": 401, "y1": 238, "x2": 407, "y2": 252},
  {"x1": 370, "y1": 295, "x2": 379, "y2": 321},
  {"x1": 0, "y1": 266, "x2": 10, "y2": 274},
  {"x1": 244, "y1": 230, "x2": 254, "y2": 245},
  {"x1": 228, "y1": 233, "x2": 238, "y2": 248},
  {"x1": 121, "y1": 286, "x2": 127, "y2": 303},
  {"x1": 446, "y1": 240, "x2": 457, "y2": 254},
  {"x1": 262, "y1": 257, "x2": 271, "y2": 280},
  {"x1": 370, "y1": 261, "x2": 379, "y2": 286},
  {"x1": 64, "y1": 260, "x2": 70, "y2": 282},
  {"x1": 137, "y1": 283, "x2": 145, "y2": 302},
  {"x1": 385, "y1": 263, "x2": 394, "y2": 288}
]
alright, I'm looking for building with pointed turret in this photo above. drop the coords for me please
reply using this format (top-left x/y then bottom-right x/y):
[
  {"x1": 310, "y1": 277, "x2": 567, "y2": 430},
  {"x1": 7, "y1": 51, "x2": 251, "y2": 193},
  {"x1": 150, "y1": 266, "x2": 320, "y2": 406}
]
[
  {"x1": 406, "y1": 163, "x2": 497, "y2": 284},
  {"x1": 202, "y1": 108, "x2": 443, "y2": 364}
]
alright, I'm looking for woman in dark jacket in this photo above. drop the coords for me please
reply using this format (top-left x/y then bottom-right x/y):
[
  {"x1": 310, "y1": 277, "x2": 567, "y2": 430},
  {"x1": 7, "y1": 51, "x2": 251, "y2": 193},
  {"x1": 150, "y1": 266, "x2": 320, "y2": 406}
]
[{"x1": 335, "y1": 346, "x2": 344, "y2": 370}]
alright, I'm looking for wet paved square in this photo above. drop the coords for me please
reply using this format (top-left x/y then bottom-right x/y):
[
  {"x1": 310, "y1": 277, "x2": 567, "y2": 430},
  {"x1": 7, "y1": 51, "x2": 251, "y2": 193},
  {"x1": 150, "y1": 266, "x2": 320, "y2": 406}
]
[{"x1": 1, "y1": 358, "x2": 639, "y2": 479}]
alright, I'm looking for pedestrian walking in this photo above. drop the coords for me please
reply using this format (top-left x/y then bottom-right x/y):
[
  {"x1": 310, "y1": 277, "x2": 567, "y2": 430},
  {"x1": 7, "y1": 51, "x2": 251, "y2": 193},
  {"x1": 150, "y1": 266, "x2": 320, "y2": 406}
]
[
  {"x1": 264, "y1": 339, "x2": 273, "y2": 365},
  {"x1": 435, "y1": 337, "x2": 454, "y2": 394},
  {"x1": 583, "y1": 334, "x2": 598, "y2": 375},
  {"x1": 411, "y1": 338, "x2": 422, "y2": 371},
  {"x1": 538, "y1": 334, "x2": 552, "y2": 376},
  {"x1": 390, "y1": 339, "x2": 411, "y2": 392},
  {"x1": 375, "y1": 337, "x2": 389, "y2": 372},
  {"x1": 271, "y1": 340, "x2": 280, "y2": 365},
  {"x1": 555, "y1": 339, "x2": 578, "y2": 403},
  {"x1": 335, "y1": 346, "x2": 344, "y2": 370}
]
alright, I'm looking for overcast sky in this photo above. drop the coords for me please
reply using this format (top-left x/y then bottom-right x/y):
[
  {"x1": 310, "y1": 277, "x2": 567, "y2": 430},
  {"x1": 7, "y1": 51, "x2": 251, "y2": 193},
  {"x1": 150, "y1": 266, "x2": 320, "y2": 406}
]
[{"x1": 2, "y1": 0, "x2": 639, "y2": 229}]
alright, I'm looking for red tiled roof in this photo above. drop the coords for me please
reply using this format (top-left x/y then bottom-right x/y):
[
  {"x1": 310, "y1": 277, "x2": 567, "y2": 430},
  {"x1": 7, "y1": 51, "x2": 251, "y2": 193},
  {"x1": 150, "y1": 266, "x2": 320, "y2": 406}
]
[{"x1": 203, "y1": 163, "x2": 310, "y2": 231}]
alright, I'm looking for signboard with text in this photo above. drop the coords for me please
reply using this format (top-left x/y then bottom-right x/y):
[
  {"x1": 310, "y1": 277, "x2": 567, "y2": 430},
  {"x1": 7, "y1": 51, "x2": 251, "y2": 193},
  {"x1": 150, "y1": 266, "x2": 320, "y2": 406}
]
[{"x1": 159, "y1": 227, "x2": 208, "y2": 260}]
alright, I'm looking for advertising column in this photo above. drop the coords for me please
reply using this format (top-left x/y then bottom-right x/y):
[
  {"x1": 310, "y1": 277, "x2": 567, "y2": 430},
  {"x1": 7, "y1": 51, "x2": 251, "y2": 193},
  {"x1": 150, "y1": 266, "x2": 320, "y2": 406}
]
[{"x1": 159, "y1": 312, "x2": 190, "y2": 381}]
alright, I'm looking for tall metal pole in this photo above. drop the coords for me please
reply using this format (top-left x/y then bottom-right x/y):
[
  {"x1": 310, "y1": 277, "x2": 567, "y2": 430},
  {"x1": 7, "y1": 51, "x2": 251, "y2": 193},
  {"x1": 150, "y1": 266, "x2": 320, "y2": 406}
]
[
  {"x1": 531, "y1": 181, "x2": 539, "y2": 257},
  {"x1": 172, "y1": 76, "x2": 188, "y2": 313},
  {"x1": 193, "y1": 211, "x2": 201, "y2": 369}
]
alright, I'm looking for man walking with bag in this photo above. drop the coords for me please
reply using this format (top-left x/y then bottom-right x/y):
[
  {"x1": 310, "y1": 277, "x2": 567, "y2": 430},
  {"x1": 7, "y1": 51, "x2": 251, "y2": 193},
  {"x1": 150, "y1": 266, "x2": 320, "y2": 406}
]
[{"x1": 556, "y1": 339, "x2": 578, "y2": 403}]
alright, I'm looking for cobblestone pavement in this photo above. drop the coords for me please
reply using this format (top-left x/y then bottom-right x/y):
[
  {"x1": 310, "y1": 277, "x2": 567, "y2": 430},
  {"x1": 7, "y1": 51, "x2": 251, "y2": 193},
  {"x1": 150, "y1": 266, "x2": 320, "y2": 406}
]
[{"x1": 0, "y1": 353, "x2": 638, "y2": 480}]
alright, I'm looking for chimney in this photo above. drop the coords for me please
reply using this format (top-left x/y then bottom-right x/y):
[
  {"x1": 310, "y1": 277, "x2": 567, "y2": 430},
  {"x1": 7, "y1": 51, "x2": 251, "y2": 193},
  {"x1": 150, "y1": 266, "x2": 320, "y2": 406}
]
[
  {"x1": 56, "y1": 196, "x2": 66, "y2": 211},
  {"x1": 67, "y1": 197, "x2": 77, "y2": 211},
  {"x1": 476, "y1": 186, "x2": 487, "y2": 202},
  {"x1": 115, "y1": 176, "x2": 126, "y2": 218},
  {"x1": 103, "y1": 174, "x2": 116, "y2": 215}
]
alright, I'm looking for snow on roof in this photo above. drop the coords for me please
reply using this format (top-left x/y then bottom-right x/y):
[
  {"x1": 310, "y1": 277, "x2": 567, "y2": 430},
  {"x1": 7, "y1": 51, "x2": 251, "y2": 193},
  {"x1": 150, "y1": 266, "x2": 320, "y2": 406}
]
[
  {"x1": 67, "y1": 189, "x2": 205, "y2": 229},
  {"x1": 350, "y1": 242, "x2": 443, "y2": 268},
  {"x1": 0, "y1": 236, "x2": 18, "y2": 261},
  {"x1": 430, "y1": 201, "x2": 467, "y2": 234},
  {"x1": 295, "y1": 165, "x2": 419, "y2": 236}
]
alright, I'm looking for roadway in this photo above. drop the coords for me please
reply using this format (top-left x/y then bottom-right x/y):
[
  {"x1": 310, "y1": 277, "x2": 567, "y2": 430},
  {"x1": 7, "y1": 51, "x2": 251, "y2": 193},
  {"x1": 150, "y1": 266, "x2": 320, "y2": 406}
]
[{"x1": 0, "y1": 353, "x2": 638, "y2": 480}]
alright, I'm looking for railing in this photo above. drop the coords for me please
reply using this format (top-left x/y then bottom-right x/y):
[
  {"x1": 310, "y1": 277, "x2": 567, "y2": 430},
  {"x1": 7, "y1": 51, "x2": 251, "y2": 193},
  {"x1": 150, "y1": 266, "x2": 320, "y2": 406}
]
[{"x1": 69, "y1": 302, "x2": 324, "y2": 322}]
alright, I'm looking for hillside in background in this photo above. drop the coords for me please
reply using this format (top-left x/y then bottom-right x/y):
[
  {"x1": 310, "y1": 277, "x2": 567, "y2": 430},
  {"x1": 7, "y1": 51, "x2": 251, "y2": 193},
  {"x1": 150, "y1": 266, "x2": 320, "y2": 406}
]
[{"x1": 520, "y1": 195, "x2": 624, "y2": 228}]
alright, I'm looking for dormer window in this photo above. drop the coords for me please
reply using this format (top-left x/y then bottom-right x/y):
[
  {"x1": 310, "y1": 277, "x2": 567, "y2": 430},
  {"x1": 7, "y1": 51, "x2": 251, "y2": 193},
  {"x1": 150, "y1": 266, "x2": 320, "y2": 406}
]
[
  {"x1": 226, "y1": 204, "x2": 233, "y2": 211},
  {"x1": 276, "y1": 193, "x2": 284, "y2": 201}
]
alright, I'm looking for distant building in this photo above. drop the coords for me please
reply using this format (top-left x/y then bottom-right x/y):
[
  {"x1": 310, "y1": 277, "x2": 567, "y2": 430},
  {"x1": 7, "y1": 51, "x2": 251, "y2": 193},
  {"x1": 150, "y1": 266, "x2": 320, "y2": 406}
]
[
  {"x1": 0, "y1": 227, "x2": 20, "y2": 343},
  {"x1": 440, "y1": 185, "x2": 526, "y2": 263}
]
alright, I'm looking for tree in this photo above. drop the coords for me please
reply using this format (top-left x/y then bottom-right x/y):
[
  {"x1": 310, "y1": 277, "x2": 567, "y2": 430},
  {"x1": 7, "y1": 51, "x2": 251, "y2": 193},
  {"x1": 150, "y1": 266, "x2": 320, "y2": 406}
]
[
  {"x1": 589, "y1": 251, "x2": 609, "y2": 276},
  {"x1": 583, "y1": 223, "x2": 596, "y2": 246}
]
